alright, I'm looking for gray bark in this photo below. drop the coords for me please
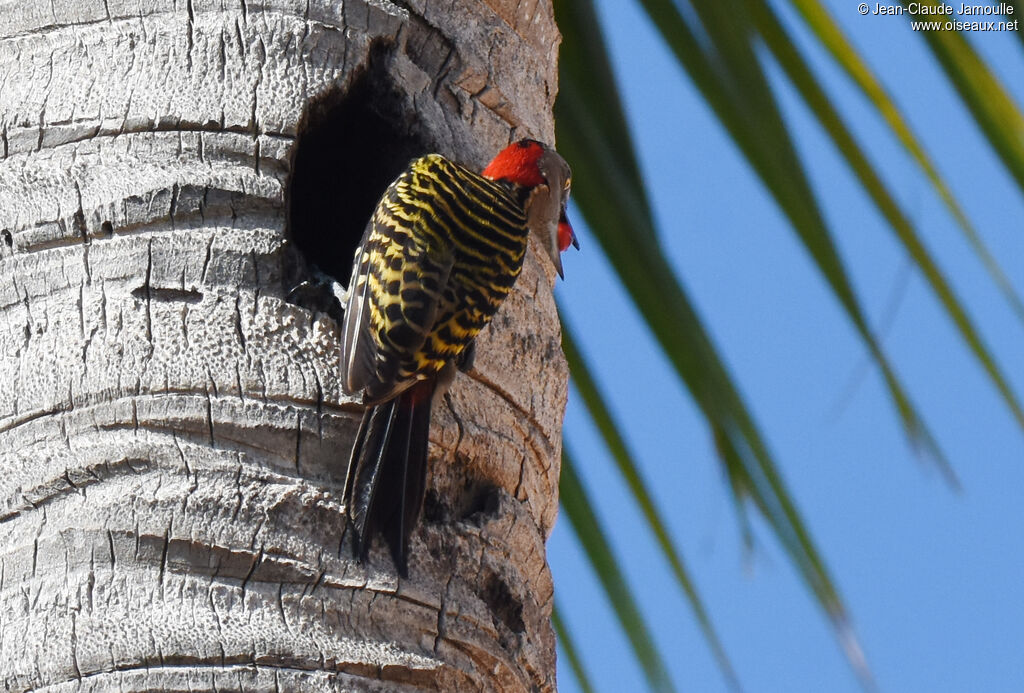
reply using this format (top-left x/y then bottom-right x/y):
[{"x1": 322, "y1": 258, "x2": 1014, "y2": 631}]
[{"x1": 0, "y1": 1, "x2": 568, "y2": 690}]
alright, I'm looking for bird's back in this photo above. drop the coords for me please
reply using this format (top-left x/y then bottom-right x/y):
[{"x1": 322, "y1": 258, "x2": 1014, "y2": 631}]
[{"x1": 342, "y1": 154, "x2": 532, "y2": 403}]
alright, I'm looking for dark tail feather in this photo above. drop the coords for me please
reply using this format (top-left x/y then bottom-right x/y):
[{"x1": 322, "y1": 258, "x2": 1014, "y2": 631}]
[
  {"x1": 345, "y1": 401, "x2": 396, "y2": 560},
  {"x1": 344, "y1": 381, "x2": 434, "y2": 576}
]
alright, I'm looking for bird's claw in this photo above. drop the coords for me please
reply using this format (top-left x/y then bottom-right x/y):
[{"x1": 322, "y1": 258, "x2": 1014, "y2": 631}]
[{"x1": 287, "y1": 266, "x2": 349, "y2": 316}]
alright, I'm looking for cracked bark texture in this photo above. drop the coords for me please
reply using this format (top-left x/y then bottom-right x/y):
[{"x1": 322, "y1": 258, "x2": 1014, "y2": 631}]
[{"x1": 0, "y1": 1, "x2": 567, "y2": 691}]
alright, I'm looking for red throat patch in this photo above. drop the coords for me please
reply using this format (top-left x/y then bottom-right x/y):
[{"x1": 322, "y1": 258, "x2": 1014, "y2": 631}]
[
  {"x1": 481, "y1": 140, "x2": 546, "y2": 187},
  {"x1": 558, "y1": 221, "x2": 575, "y2": 252}
]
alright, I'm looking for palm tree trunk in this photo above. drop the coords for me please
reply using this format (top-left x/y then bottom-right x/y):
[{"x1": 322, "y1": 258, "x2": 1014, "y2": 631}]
[{"x1": 0, "y1": 2, "x2": 567, "y2": 690}]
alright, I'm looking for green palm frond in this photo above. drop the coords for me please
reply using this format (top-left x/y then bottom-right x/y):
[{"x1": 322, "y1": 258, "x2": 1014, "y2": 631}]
[
  {"x1": 747, "y1": 0, "x2": 1024, "y2": 434},
  {"x1": 556, "y1": 0, "x2": 870, "y2": 682},
  {"x1": 553, "y1": 0, "x2": 1023, "y2": 689},
  {"x1": 560, "y1": 448, "x2": 677, "y2": 693},
  {"x1": 897, "y1": 0, "x2": 1024, "y2": 191},
  {"x1": 562, "y1": 322, "x2": 740, "y2": 690},
  {"x1": 553, "y1": 604, "x2": 598, "y2": 693},
  {"x1": 631, "y1": 0, "x2": 953, "y2": 480},
  {"x1": 788, "y1": 0, "x2": 1024, "y2": 324}
]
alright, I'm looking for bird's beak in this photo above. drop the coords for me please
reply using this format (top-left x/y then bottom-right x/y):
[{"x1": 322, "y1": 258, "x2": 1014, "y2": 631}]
[{"x1": 527, "y1": 148, "x2": 578, "y2": 279}]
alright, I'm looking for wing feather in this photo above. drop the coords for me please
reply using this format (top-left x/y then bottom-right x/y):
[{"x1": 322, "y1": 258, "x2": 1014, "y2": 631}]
[
  {"x1": 341, "y1": 235, "x2": 376, "y2": 394},
  {"x1": 340, "y1": 160, "x2": 456, "y2": 402}
]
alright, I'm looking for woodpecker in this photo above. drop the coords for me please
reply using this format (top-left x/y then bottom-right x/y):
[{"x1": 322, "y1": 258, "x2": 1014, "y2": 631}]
[{"x1": 340, "y1": 139, "x2": 577, "y2": 575}]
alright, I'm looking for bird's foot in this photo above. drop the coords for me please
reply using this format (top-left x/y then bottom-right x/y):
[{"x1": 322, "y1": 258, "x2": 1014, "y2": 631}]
[{"x1": 287, "y1": 266, "x2": 348, "y2": 318}]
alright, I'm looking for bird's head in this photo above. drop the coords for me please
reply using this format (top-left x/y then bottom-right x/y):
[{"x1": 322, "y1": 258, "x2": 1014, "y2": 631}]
[{"x1": 482, "y1": 139, "x2": 578, "y2": 279}]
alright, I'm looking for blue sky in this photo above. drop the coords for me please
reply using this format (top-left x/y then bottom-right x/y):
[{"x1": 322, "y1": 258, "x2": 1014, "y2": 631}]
[{"x1": 549, "y1": 2, "x2": 1024, "y2": 691}]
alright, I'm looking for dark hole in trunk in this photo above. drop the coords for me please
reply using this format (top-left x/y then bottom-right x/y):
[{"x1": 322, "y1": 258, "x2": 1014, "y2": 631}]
[{"x1": 287, "y1": 44, "x2": 430, "y2": 288}]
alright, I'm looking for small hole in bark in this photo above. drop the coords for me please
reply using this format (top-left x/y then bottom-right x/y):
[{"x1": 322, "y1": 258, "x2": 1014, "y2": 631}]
[
  {"x1": 424, "y1": 483, "x2": 504, "y2": 525},
  {"x1": 100, "y1": 221, "x2": 113, "y2": 237},
  {"x1": 72, "y1": 209, "x2": 87, "y2": 241},
  {"x1": 482, "y1": 572, "x2": 525, "y2": 640},
  {"x1": 423, "y1": 489, "x2": 448, "y2": 523},
  {"x1": 461, "y1": 483, "x2": 502, "y2": 524},
  {"x1": 287, "y1": 42, "x2": 430, "y2": 288},
  {"x1": 1, "y1": 229, "x2": 11, "y2": 248},
  {"x1": 131, "y1": 287, "x2": 203, "y2": 304}
]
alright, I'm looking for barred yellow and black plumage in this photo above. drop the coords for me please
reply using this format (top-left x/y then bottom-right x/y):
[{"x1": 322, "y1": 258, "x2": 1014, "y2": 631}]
[
  {"x1": 340, "y1": 141, "x2": 573, "y2": 575},
  {"x1": 342, "y1": 154, "x2": 532, "y2": 402}
]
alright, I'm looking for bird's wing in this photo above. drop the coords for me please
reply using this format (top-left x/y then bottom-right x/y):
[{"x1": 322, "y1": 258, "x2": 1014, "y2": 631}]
[{"x1": 341, "y1": 160, "x2": 455, "y2": 402}]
